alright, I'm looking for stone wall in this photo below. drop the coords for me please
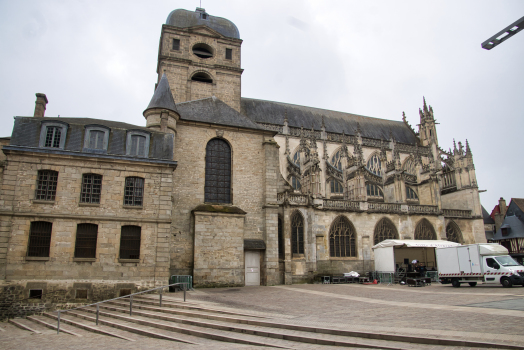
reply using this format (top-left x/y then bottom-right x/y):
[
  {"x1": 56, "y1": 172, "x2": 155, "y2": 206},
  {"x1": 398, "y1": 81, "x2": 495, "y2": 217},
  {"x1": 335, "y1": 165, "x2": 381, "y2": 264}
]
[{"x1": 0, "y1": 151, "x2": 174, "y2": 286}]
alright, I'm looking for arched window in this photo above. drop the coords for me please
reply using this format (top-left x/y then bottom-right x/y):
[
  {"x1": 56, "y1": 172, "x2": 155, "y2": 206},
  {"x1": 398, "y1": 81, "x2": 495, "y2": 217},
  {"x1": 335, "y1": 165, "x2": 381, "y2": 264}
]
[
  {"x1": 329, "y1": 216, "x2": 356, "y2": 257},
  {"x1": 291, "y1": 211, "x2": 304, "y2": 255},
  {"x1": 205, "y1": 138, "x2": 231, "y2": 203},
  {"x1": 406, "y1": 187, "x2": 418, "y2": 200},
  {"x1": 446, "y1": 221, "x2": 463, "y2": 243},
  {"x1": 366, "y1": 184, "x2": 383, "y2": 198},
  {"x1": 331, "y1": 150, "x2": 342, "y2": 171},
  {"x1": 191, "y1": 72, "x2": 213, "y2": 83},
  {"x1": 404, "y1": 158, "x2": 416, "y2": 175},
  {"x1": 374, "y1": 218, "x2": 398, "y2": 245},
  {"x1": 414, "y1": 219, "x2": 436, "y2": 240},
  {"x1": 367, "y1": 154, "x2": 381, "y2": 175}
]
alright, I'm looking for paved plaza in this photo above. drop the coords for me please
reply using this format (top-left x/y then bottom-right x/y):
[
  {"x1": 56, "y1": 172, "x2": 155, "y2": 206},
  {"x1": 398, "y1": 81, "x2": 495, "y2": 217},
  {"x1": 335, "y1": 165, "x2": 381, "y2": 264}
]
[{"x1": 1, "y1": 282, "x2": 523, "y2": 349}]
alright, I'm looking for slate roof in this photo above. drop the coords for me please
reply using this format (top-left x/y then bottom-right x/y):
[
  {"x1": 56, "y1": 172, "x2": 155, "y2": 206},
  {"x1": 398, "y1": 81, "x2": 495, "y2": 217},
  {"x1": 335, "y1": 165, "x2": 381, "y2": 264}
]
[
  {"x1": 482, "y1": 205, "x2": 495, "y2": 224},
  {"x1": 511, "y1": 198, "x2": 524, "y2": 213},
  {"x1": 240, "y1": 98, "x2": 419, "y2": 144},
  {"x1": 492, "y1": 215, "x2": 524, "y2": 240},
  {"x1": 166, "y1": 8, "x2": 240, "y2": 39},
  {"x1": 144, "y1": 73, "x2": 178, "y2": 114},
  {"x1": 176, "y1": 97, "x2": 263, "y2": 131}
]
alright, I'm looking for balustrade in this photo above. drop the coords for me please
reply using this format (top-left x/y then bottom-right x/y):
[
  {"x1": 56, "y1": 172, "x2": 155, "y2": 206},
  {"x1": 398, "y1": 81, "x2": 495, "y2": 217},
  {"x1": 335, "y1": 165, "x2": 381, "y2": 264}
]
[{"x1": 443, "y1": 208, "x2": 472, "y2": 218}]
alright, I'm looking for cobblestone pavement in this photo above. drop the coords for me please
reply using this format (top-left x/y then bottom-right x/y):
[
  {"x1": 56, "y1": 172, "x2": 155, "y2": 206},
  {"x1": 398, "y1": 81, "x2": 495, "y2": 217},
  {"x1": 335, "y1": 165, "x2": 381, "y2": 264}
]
[{"x1": 1, "y1": 282, "x2": 523, "y2": 349}]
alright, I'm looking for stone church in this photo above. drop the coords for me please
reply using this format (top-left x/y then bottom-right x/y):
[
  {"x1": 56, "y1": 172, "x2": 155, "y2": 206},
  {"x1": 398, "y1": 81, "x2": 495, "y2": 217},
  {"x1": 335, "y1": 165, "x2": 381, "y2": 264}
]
[{"x1": 0, "y1": 8, "x2": 485, "y2": 301}]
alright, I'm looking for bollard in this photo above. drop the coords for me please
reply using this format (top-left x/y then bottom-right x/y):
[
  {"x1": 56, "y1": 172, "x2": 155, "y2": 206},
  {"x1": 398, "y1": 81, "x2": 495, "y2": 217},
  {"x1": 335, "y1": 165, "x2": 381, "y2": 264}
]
[
  {"x1": 57, "y1": 311, "x2": 61, "y2": 334},
  {"x1": 96, "y1": 304, "x2": 99, "y2": 325},
  {"x1": 159, "y1": 289, "x2": 163, "y2": 307},
  {"x1": 183, "y1": 283, "x2": 186, "y2": 302},
  {"x1": 130, "y1": 295, "x2": 133, "y2": 316}
]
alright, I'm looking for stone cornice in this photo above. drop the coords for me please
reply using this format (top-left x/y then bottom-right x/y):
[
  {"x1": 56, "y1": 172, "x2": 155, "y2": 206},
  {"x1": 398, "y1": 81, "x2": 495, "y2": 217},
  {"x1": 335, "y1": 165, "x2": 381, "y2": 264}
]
[{"x1": 0, "y1": 210, "x2": 172, "y2": 223}]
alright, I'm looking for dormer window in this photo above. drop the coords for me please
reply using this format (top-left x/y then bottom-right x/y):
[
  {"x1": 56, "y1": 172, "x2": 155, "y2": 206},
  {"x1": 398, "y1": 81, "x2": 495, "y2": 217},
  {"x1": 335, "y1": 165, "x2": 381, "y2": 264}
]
[
  {"x1": 126, "y1": 131, "x2": 150, "y2": 158},
  {"x1": 84, "y1": 125, "x2": 109, "y2": 153},
  {"x1": 39, "y1": 121, "x2": 68, "y2": 149}
]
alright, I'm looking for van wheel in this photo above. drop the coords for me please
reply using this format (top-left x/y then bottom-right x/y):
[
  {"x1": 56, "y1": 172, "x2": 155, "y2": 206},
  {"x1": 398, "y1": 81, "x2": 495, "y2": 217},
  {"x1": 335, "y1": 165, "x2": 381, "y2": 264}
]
[
  {"x1": 468, "y1": 282, "x2": 477, "y2": 287},
  {"x1": 451, "y1": 279, "x2": 461, "y2": 288},
  {"x1": 501, "y1": 277, "x2": 513, "y2": 288}
]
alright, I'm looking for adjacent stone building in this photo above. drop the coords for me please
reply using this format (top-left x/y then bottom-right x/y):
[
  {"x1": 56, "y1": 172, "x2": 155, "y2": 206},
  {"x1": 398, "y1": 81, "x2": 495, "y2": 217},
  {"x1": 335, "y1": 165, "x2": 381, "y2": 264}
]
[{"x1": 0, "y1": 7, "x2": 485, "y2": 303}]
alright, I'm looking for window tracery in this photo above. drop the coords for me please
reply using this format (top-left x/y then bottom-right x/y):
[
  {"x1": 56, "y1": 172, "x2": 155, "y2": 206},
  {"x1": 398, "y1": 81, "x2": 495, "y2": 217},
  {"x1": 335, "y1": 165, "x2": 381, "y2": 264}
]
[
  {"x1": 291, "y1": 211, "x2": 304, "y2": 255},
  {"x1": 205, "y1": 138, "x2": 231, "y2": 203},
  {"x1": 330, "y1": 180, "x2": 343, "y2": 194},
  {"x1": 331, "y1": 150, "x2": 342, "y2": 171},
  {"x1": 414, "y1": 219, "x2": 436, "y2": 240},
  {"x1": 406, "y1": 187, "x2": 418, "y2": 200},
  {"x1": 291, "y1": 176, "x2": 301, "y2": 191},
  {"x1": 366, "y1": 184, "x2": 383, "y2": 198},
  {"x1": 446, "y1": 221, "x2": 463, "y2": 243},
  {"x1": 329, "y1": 216, "x2": 356, "y2": 257},
  {"x1": 374, "y1": 218, "x2": 398, "y2": 245},
  {"x1": 367, "y1": 154, "x2": 381, "y2": 175},
  {"x1": 404, "y1": 158, "x2": 416, "y2": 175}
]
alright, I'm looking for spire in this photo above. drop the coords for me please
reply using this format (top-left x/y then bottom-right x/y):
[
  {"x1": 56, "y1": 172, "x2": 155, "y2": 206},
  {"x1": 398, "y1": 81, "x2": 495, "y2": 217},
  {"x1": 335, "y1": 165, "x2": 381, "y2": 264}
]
[
  {"x1": 356, "y1": 122, "x2": 362, "y2": 137},
  {"x1": 465, "y1": 139, "x2": 472, "y2": 156},
  {"x1": 402, "y1": 111, "x2": 407, "y2": 123},
  {"x1": 310, "y1": 127, "x2": 317, "y2": 149},
  {"x1": 453, "y1": 139, "x2": 457, "y2": 155},
  {"x1": 143, "y1": 73, "x2": 178, "y2": 115},
  {"x1": 423, "y1": 96, "x2": 429, "y2": 115}
]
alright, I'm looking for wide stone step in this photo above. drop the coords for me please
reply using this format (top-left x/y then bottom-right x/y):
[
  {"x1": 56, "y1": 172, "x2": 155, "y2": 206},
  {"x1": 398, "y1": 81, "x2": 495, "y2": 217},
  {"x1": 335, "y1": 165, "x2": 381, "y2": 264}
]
[
  {"x1": 93, "y1": 304, "x2": 422, "y2": 350},
  {"x1": 8, "y1": 318, "x2": 43, "y2": 334},
  {"x1": 26, "y1": 315, "x2": 82, "y2": 336},
  {"x1": 58, "y1": 310, "x2": 206, "y2": 345},
  {"x1": 132, "y1": 295, "x2": 269, "y2": 318}
]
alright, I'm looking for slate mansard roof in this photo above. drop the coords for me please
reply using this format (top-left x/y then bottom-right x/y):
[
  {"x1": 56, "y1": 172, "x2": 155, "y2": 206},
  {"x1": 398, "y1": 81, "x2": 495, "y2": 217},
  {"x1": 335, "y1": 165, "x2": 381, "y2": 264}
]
[
  {"x1": 166, "y1": 8, "x2": 240, "y2": 39},
  {"x1": 6, "y1": 116, "x2": 176, "y2": 165}
]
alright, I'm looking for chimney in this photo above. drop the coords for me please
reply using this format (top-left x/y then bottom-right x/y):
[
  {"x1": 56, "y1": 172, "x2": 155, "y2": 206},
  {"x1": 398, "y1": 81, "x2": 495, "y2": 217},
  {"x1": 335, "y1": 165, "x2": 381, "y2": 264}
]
[
  {"x1": 34, "y1": 93, "x2": 48, "y2": 118},
  {"x1": 499, "y1": 197, "x2": 507, "y2": 217}
]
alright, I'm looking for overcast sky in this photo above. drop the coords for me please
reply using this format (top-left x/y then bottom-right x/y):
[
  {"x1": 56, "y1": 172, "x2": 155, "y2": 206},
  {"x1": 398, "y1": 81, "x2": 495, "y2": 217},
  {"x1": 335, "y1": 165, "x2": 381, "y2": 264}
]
[{"x1": 1, "y1": 0, "x2": 523, "y2": 211}]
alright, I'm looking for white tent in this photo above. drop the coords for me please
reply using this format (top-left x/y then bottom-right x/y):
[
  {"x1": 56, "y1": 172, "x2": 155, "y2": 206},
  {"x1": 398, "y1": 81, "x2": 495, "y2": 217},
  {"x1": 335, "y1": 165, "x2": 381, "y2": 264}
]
[{"x1": 372, "y1": 240, "x2": 461, "y2": 273}]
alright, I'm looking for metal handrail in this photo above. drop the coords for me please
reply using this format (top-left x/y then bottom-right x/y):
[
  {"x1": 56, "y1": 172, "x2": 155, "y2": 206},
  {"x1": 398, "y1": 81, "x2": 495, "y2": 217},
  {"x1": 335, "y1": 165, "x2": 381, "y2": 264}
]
[{"x1": 55, "y1": 282, "x2": 189, "y2": 334}]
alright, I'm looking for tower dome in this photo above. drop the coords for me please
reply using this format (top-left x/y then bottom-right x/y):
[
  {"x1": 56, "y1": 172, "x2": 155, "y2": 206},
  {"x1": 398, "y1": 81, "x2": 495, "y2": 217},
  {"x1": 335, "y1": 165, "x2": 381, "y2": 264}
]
[{"x1": 166, "y1": 8, "x2": 240, "y2": 39}]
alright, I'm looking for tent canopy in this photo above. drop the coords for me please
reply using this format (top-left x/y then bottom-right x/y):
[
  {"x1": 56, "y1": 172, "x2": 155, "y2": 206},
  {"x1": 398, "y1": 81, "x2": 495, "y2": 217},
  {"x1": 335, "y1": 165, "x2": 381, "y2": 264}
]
[{"x1": 372, "y1": 239, "x2": 461, "y2": 250}]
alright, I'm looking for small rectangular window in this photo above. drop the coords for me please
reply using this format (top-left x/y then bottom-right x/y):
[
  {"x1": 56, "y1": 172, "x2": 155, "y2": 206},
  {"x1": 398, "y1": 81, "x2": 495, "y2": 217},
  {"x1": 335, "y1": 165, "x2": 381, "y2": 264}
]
[
  {"x1": 45, "y1": 126, "x2": 62, "y2": 148},
  {"x1": 75, "y1": 289, "x2": 88, "y2": 299},
  {"x1": 172, "y1": 38, "x2": 180, "y2": 50},
  {"x1": 74, "y1": 223, "x2": 98, "y2": 258},
  {"x1": 225, "y1": 48, "x2": 232, "y2": 60},
  {"x1": 29, "y1": 289, "x2": 43, "y2": 299},
  {"x1": 27, "y1": 221, "x2": 52, "y2": 257},
  {"x1": 120, "y1": 226, "x2": 141, "y2": 259},
  {"x1": 80, "y1": 174, "x2": 102, "y2": 204},
  {"x1": 35, "y1": 170, "x2": 58, "y2": 201},
  {"x1": 124, "y1": 177, "x2": 144, "y2": 206}
]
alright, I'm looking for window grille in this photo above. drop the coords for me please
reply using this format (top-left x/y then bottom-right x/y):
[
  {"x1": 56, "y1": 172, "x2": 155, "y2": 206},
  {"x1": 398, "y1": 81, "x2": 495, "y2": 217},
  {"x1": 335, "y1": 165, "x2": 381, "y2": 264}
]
[
  {"x1": 367, "y1": 154, "x2": 381, "y2": 175},
  {"x1": 205, "y1": 138, "x2": 231, "y2": 203},
  {"x1": 80, "y1": 174, "x2": 102, "y2": 204},
  {"x1": 446, "y1": 222, "x2": 463, "y2": 243},
  {"x1": 130, "y1": 135, "x2": 147, "y2": 157},
  {"x1": 172, "y1": 38, "x2": 180, "y2": 50},
  {"x1": 366, "y1": 184, "x2": 383, "y2": 197},
  {"x1": 374, "y1": 218, "x2": 398, "y2": 245},
  {"x1": 27, "y1": 221, "x2": 52, "y2": 257},
  {"x1": 404, "y1": 158, "x2": 416, "y2": 175},
  {"x1": 44, "y1": 126, "x2": 61, "y2": 148},
  {"x1": 406, "y1": 187, "x2": 418, "y2": 200},
  {"x1": 74, "y1": 223, "x2": 98, "y2": 258},
  {"x1": 331, "y1": 150, "x2": 342, "y2": 170},
  {"x1": 331, "y1": 180, "x2": 343, "y2": 194},
  {"x1": 120, "y1": 225, "x2": 141, "y2": 259},
  {"x1": 329, "y1": 216, "x2": 356, "y2": 257},
  {"x1": 124, "y1": 177, "x2": 144, "y2": 206},
  {"x1": 291, "y1": 212, "x2": 304, "y2": 255},
  {"x1": 35, "y1": 170, "x2": 58, "y2": 201},
  {"x1": 414, "y1": 219, "x2": 436, "y2": 240},
  {"x1": 225, "y1": 48, "x2": 232, "y2": 60}
]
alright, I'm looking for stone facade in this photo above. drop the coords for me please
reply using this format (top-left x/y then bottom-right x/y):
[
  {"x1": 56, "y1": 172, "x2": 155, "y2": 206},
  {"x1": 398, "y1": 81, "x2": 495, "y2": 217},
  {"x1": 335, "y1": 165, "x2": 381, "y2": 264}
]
[{"x1": 0, "y1": 7, "x2": 486, "y2": 312}]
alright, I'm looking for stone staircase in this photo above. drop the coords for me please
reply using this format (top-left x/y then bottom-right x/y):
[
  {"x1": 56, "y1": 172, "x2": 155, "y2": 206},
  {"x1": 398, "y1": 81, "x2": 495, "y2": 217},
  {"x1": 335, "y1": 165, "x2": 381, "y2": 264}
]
[{"x1": 7, "y1": 294, "x2": 521, "y2": 350}]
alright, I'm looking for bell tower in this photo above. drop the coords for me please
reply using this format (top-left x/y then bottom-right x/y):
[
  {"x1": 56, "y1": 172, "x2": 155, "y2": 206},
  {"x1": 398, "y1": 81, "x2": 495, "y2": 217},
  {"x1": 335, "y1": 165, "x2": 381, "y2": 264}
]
[{"x1": 156, "y1": 8, "x2": 243, "y2": 112}]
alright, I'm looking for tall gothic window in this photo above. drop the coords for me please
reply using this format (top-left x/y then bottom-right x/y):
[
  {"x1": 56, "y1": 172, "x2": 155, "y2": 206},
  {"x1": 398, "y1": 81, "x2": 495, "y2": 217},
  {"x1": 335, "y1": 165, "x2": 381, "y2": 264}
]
[
  {"x1": 293, "y1": 151, "x2": 300, "y2": 166},
  {"x1": 205, "y1": 138, "x2": 231, "y2": 203},
  {"x1": 291, "y1": 211, "x2": 304, "y2": 255},
  {"x1": 406, "y1": 187, "x2": 418, "y2": 200},
  {"x1": 331, "y1": 180, "x2": 343, "y2": 194},
  {"x1": 404, "y1": 158, "x2": 416, "y2": 175},
  {"x1": 291, "y1": 176, "x2": 301, "y2": 191},
  {"x1": 331, "y1": 150, "x2": 342, "y2": 171},
  {"x1": 446, "y1": 221, "x2": 463, "y2": 243},
  {"x1": 374, "y1": 218, "x2": 398, "y2": 245},
  {"x1": 366, "y1": 184, "x2": 383, "y2": 198},
  {"x1": 414, "y1": 219, "x2": 436, "y2": 240},
  {"x1": 329, "y1": 216, "x2": 356, "y2": 257},
  {"x1": 278, "y1": 217, "x2": 284, "y2": 260},
  {"x1": 366, "y1": 154, "x2": 381, "y2": 175}
]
